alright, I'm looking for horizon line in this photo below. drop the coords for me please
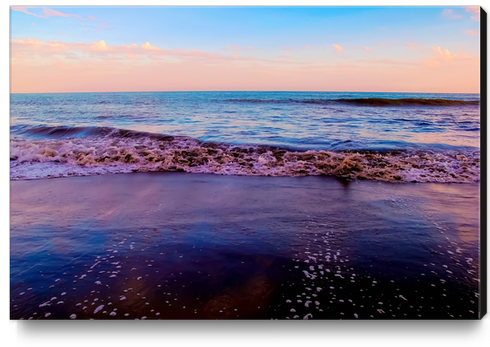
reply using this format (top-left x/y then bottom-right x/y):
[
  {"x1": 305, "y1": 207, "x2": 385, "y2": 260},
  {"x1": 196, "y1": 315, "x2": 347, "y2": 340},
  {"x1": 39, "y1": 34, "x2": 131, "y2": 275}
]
[{"x1": 9, "y1": 90, "x2": 481, "y2": 95}]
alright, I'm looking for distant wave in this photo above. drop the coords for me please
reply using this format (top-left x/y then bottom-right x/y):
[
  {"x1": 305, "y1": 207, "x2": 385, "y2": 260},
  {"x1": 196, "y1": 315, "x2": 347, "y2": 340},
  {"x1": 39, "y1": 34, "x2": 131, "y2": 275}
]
[
  {"x1": 10, "y1": 126, "x2": 480, "y2": 183},
  {"x1": 228, "y1": 98, "x2": 479, "y2": 106},
  {"x1": 335, "y1": 98, "x2": 479, "y2": 106}
]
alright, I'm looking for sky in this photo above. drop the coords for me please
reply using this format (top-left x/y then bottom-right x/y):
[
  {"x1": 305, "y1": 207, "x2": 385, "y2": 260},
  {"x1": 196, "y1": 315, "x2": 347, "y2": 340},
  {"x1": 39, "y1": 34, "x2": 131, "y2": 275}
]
[{"x1": 10, "y1": 5, "x2": 481, "y2": 93}]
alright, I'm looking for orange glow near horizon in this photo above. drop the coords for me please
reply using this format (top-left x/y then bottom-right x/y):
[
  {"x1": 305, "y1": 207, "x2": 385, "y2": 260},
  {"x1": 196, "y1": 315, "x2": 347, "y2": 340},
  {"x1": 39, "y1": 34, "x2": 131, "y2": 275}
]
[{"x1": 10, "y1": 36, "x2": 480, "y2": 94}]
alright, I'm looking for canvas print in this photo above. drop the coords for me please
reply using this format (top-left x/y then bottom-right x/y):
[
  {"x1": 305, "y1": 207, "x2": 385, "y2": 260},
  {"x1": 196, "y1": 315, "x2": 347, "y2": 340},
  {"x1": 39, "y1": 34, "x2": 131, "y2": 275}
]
[{"x1": 10, "y1": 6, "x2": 484, "y2": 320}]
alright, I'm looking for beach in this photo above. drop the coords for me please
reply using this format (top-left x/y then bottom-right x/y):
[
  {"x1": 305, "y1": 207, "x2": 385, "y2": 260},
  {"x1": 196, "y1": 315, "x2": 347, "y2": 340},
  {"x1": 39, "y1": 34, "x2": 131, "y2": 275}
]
[{"x1": 10, "y1": 172, "x2": 481, "y2": 320}]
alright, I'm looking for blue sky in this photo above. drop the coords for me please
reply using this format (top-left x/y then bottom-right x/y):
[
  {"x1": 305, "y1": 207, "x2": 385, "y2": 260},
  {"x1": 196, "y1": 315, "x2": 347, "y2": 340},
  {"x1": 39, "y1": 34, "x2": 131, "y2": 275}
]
[{"x1": 10, "y1": 6, "x2": 480, "y2": 53}]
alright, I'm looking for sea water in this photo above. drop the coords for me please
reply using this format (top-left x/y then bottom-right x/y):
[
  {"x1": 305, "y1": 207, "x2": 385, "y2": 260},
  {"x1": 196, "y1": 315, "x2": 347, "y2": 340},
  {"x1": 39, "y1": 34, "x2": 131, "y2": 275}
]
[
  {"x1": 10, "y1": 91, "x2": 480, "y2": 182},
  {"x1": 9, "y1": 91, "x2": 482, "y2": 320}
]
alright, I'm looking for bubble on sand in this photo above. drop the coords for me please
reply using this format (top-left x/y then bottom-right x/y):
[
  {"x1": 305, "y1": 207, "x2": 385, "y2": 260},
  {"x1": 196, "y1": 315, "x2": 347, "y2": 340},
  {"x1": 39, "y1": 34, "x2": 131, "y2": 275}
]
[
  {"x1": 94, "y1": 305, "x2": 104, "y2": 314},
  {"x1": 70, "y1": 314, "x2": 76, "y2": 319}
]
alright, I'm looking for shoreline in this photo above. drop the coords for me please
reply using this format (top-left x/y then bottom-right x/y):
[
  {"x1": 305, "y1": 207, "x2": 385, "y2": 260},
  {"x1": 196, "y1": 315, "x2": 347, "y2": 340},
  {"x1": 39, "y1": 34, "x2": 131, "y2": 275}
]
[{"x1": 10, "y1": 172, "x2": 481, "y2": 319}]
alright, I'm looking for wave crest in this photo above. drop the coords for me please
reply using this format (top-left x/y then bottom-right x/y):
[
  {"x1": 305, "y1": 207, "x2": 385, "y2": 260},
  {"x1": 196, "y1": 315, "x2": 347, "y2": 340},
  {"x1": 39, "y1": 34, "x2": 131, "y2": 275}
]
[
  {"x1": 10, "y1": 130, "x2": 480, "y2": 182},
  {"x1": 228, "y1": 98, "x2": 479, "y2": 107}
]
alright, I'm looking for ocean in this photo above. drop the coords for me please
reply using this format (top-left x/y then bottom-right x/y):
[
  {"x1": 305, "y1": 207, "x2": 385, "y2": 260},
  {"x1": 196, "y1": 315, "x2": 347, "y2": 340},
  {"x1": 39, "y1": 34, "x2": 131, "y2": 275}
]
[
  {"x1": 10, "y1": 91, "x2": 482, "y2": 320},
  {"x1": 10, "y1": 91, "x2": 480, "y2": 182}
]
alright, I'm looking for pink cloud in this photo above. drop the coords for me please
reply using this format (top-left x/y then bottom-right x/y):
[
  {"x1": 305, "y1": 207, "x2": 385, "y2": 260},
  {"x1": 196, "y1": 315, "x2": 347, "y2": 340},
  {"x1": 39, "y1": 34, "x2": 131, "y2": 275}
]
[
  {"x1": 11, "y1": 53, "x2": 479, "y2": 94},
  {"x1": 333, "y1": 44, "x2": 343, "y2": 52},
  {"x1": 406, "y1": 43, "x2": 423, "y2": 50},
  {"x1": 12, "y1": 6, "x2": 82, "y2": 19},
  {"x1": 11, "y1": 6, "x2": 37, "y2": 17},
  {"x1": 42, "y1": 8, "x2": 80, "y2": 18},
  {"x1": 364, "y1": 47, "x2": 370, "y2": 51},
  {"x1": 464, "y1": 6, "x2": 480, "y2": 21},
  {"x1": 465, "y1": 29, "x2": 479, "y2": 36},
  {"x1": 142, "y1": 41, "x2": 160, "y2": 50},
  {"x1": 425, "y1": 46, "x2": 472, "y2": 67},
  {"x1": 433, "y1": 46, "x2": 451, "y2": 58},
  {"x1": 87, "y1": 15, "x2": 96, "y2": 20},
  {"x1": 17, "y1": 38, "x2": 43, "y2": 45},
  {"x1": 91, "y1": 40, "x2": 108, "y2": 51},
  {"x1": 13, "y1": 37, "x2": 227, "y2": 63},
  {"x1": 48, "y1": 41, "x2": 67, "y2": 50},
  {"x1": 305, "y1": 45, "x2": 311, "y2": 49},
  {"x1": 225, "y1": 44, "x2": 242, "y2": 51},
  {"x1": 442, "y1": 9, "x2": 463, "y2": 20},
  {"x1": 11, "y1": 36, "x2": 479, "y2": 94}
]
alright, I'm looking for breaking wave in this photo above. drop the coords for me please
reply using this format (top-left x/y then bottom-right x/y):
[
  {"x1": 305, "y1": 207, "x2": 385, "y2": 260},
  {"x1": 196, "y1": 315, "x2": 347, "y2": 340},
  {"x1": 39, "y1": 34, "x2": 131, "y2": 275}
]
[
  {"x1": 10, "y1": 126, "x2": 480, "y2": 183},
  {"x1": 228, "y1": 98, "x2": 479, "y2": 107}
]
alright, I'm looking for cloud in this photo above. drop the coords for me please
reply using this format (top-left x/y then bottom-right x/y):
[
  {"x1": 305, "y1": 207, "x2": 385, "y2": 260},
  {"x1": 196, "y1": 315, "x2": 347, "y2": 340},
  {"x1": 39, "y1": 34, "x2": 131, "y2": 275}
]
[
  {"x1": 333, "y1": 44, "x2": 343, "y2": 52},
  {"x1": 305, "y1": 45, "x2": 311, "y2": 49},
  {"x1": 11, "y1": 6, "x2": 37, "y2": 17},
  {"x1": 13, "y1": 37, "x2": 228, "y2": 63},
  {"x1": 378, "y1": 39, "x2": 396, "y2": 46},
  {"x1": 17, "y1": 38, "x2": 43, "y2": 45},
  {"x1": 406, "y1": 43, "x2": 423, "y2": 50},
  {"x1": 433, "y1": 46, "x2": 451, "y2": 58},
  {"x1": 465, "y1": 29, "x2": 480, "y2": 36},
  {"x1": 442, "y1": 9, "x2": 463, "y2": 20},
  {"x1": 126, "y1": 54, "x2": 139, "y2": 60},
  {"x1": 365, "y1": 47, "x2": 370, "y2": 51},
  {"x1": 464, "y1": 6, "x2": 480, "y2": 21},
  {"x1": 11, "y1": 6, "x2": 82, "y2": 19},
  {"x1": 87, "y1": 15, "x2": 96, "y2": 20},
  {"x1": 11, "y1": 39, "x2": 479, "y2": 94},
  {"x1": 282, "y1": 46, "x2": 293, "y2": 51},
  {"x1": 225, "y1": 44, "x2": 242, "y2": 51},
  {"x1": 91, "y1": 40, "x2": 108, "y2": 51},
  {"x1": 42, "y1": 7, "x2": 80, "y2": 18},
  {"x1": 426, "y1": 46, "x2": 471, "y2": 66},
  {"x1": 48, "y1": 41, "x2": 67, "y2": 50},
  {"x1": 142, "y1": 41, "x2": 160, "y2": 50}
]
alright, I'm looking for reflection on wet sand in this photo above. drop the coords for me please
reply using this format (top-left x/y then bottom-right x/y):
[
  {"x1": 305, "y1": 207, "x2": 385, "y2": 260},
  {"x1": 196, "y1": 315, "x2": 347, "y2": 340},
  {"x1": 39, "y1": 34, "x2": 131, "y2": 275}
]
[
  {"x1": 10, "y1": 173, "x2": 481, "y2": 319},
  {"x1": 200, "y1": 274, "x2": 274, "y2": 319}
]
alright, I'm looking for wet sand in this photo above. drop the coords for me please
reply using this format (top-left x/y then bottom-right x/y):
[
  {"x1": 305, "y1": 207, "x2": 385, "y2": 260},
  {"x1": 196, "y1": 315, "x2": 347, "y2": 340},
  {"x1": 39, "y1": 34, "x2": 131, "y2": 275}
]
[{"x1": 10, "y1": 172, "x2": 481, "y2": 319}]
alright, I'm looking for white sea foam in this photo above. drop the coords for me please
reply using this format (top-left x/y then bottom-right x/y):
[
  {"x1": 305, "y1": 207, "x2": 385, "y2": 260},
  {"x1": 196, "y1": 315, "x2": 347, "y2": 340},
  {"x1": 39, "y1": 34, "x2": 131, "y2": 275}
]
[
  {"x1": 94, "y1": 305, "x2": 104, "y2": 314},
  {"x1": 10, "y1": 131, "x2": 480, "y2": 183}
]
